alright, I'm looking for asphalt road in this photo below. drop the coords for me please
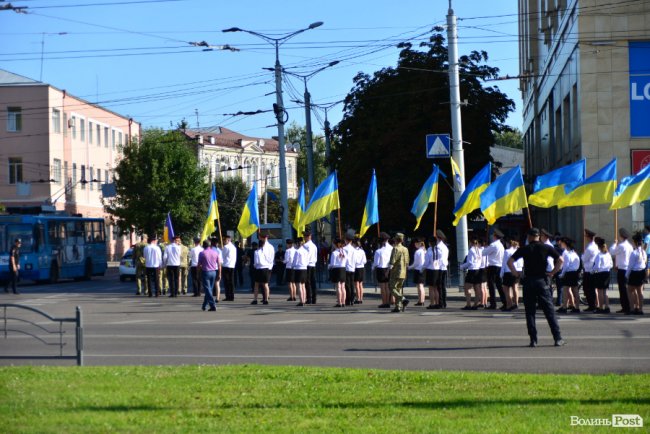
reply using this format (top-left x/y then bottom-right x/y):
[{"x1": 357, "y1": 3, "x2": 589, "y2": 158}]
[{"x1": 1, "y1": 272, "x2": 649, "y2": 373}]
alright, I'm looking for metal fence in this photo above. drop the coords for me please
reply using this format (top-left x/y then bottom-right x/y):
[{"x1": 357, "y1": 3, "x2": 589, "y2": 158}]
[{"x1": 1, "y1": 304, "x2": 83, "y2": 366}]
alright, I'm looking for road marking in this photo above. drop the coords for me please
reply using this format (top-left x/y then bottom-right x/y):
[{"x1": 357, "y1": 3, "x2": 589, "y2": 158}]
[
  {"x1": 268, "y1": 319, "x2": 314, "y2": 325},
  {"x1": 345, "y1": 319, "x2": 390, "y2": 324},
  {"x1": 433, "y1": 319, "x2": 480, "y2": 325},
  {"x1": 419, "y1": 312, "x2": 444, "y2": 316},
  {"x1": 79, "y1": 334, "x2": 650, "y2": 340},
  {"x1": 192, "y1": 319, "x2": 235, "y2": 324},
  {"x1": 104, "y1": 319, "x2": 156, "y2": 325}
]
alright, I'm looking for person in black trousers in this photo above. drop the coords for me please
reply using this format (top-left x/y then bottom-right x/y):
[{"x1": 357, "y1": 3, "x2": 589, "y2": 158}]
[
  {"x1": 4, "y1": 238, "x2": 21, "y2": 294},
  {"x1": 508, "y1": 228, "x2": 565, "y2": 348},
  {"x1": 234, "y1": 241, "x2": 244, "y2": 288}
]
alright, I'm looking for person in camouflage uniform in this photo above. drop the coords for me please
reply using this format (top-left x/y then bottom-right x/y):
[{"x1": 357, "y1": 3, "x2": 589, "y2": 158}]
[
  {"x1": 179, "y1": 239, "x2": 190, "y2": 295},
  {"x1": 133, "y1": 235, "x2": 148, "y2": 295},
  {"x1": 158, "y1": 242, "x2": 169, "y2": 295},
  {"x1": 389, "y1": 233, "x2": 410, "y2": 312}
]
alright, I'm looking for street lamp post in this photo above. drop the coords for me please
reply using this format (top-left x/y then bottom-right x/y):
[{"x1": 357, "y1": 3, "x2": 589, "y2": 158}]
[
  {"x1": 286, "y1": 61, "x2": 339, "y2": 240},
  {"x1": 223, "y1": 22, "x2": 323, "y2": 243}
]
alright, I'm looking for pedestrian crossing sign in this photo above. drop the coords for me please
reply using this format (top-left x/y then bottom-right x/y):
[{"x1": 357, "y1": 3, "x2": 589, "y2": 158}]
[{"x1": 426, "y1": 134, "x2": 450, "y2": 158}]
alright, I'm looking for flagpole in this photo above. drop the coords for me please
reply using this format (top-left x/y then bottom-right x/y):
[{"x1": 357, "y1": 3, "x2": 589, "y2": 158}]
[
  {"x1": 337, "y1": 208, "x2": 342, "y2": 239},
  {"x1": 526, "y1": 207, "x2": 533, "y2": 229},
  {"x1": 433, "y1": 181, "x2": 439, "y2": 236},
  {"x1": 377, "y1": 222, "x2": 380, "y2": 237},
  {"x1": 217, "y1": 218, "x2": 223, "y2": 247},
  {"x1": 614, "y1": 209, "x2": 618, "y2": 241}
]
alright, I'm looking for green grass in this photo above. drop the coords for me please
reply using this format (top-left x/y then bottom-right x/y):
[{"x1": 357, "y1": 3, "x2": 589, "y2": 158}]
[{"x1": 1, "y1": 365, "x2": 648, "y2": 433}]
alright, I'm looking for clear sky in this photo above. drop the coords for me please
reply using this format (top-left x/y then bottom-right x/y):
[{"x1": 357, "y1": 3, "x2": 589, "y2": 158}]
[{"x1": 0, "y1": 0, "x2": 523, "y2": 139}]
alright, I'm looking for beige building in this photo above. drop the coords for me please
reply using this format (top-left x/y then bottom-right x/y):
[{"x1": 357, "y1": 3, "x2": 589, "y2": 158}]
[
  {"x1": 183, "y1": 127, "x2": 299, "y2": 199},
  {"x1": 519, "y1": 0, "x2": 650, "y2": 241},
  {"x1": 0, "y1": 69, "x2": 140, "y2": 259}
]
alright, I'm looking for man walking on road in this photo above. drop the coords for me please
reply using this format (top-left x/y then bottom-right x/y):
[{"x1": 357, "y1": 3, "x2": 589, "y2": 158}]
[
  {"x1": 508, "y1": 228, "x2": 565, "y2": 348},
  {"x1": 143, "y1": 235, "x2": 162, "y2": 297},
  {"x1": 4, "y1": 238, "x2": 21, "y2": 294},
  {"x1": 389, "y1": 233, "x2": 410, "y2": 312},
  {"x1": 303, "y1": 230, "x2": 318, "y2": 304},
  {"x1": 163, "y1": 235, "x2": 182, "y2": 297},
  {"x1": 221, "y1": 234, "x2": 237, "y2": 301}
]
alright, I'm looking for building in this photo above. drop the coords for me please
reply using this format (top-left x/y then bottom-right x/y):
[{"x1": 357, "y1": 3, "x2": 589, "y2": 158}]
[
  {"x1": 183, "y1": 127, "x2": 299, "y2": 199},
  {"x1": 519, "y1": 0, "x2": 650, "y2": 240},
  {"x1": 0, "y1": 69, "x2": 140, "y2": 259}
]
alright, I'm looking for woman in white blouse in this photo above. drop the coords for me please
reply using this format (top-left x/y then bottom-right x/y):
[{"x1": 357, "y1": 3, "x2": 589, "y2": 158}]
[
  {"x1": 626, "y1": 233, "x2": 647, "y2": 315},
  {"x1": 328, "y1": 238, "x2": 347, "y2": 307},
  {"x1": 592, "y1": 237, "x2": 613, "y2": 314},
  {"x1": 352, "y1": 238, "x2": 367, "y2": 304},
  {"x1": 501, "y1": 239, "x2": 523, "y2": 310},
  {"x1": 460, "y1": 238, "x2": 483, "y2": 310},
  {"x1": 557, "y1": 237, "x2": 581, "y2": 314},
  {"x1": 408, "y1": 238, "x2": 427, "y2": 306}
]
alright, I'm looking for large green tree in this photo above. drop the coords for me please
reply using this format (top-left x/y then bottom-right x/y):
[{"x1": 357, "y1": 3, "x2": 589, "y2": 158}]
[
  {"x1": 286, "y1": 122, "x2": 328, "y2": 188},
  {"x1": 105, "y1": 128, "x2": 209, "y2": 237},
  {"x1": 332, "y1": 30, "x2": 514, "y2": 238},
  {"x1": 212, "y1": 176, "x2": 251, "y2": 234}
]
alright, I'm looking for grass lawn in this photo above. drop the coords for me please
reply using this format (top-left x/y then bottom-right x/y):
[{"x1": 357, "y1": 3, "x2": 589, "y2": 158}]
[{"x1": 1, "y1": 365, "x2": 649, "y2": 433}]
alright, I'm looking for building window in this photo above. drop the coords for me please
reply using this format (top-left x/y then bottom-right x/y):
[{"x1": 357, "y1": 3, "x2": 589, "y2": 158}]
[
  {"x1": 52, "y1": 159, "x2": 62, "y2": 184},
  {"x1": 71, "y1": 116, "x2": 77, "y2": 139},
  {"x1": 52, "y1": 109, "x2": 61, "y2": 133},
  {"x1": 89, "y1": 167, "x2": 94, "y2": 190},
  {"x1": 112, "y1": 130, "x2": 116, "y2": 149},
  {"x1": 89, "y1": 121, "x2": 93, "y2": 144},
  {"x1": 97, "y1": 124, "x2": 101, "y2": 147},
  {"x1": 81, "y1": 165, "x2": 86, "y2": 190},
  {"x1": 72, "y1": 163, "x2": 77, "y2": 186},
  {"x1": 104, "y1": 127, "x2": 109, "y2": 148},
  {"x1": 7, "y1": 107, "x2": 22, "y2": 132},
  {"x1": 80, "y1": 118, "x2": 85, "y2": 142},
  {"x1": 118, "y1": 131, "x2": 123, "y2": 147},
  {"x1": 8, "y1": 157, "x2": 23, "y2": 184}
]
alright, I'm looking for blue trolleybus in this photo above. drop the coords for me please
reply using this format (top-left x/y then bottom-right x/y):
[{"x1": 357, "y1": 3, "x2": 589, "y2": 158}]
[{"x1": 0, "y1": 215, "x2": 107, "y2": 283}]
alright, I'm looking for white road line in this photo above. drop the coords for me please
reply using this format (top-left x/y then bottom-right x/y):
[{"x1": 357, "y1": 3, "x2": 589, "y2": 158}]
[
  {"x1": 346, "y1": 319, "x2": 390, "y2": 324},
  {"x1": 419, "y1": 312, "x2": 444, "y2": 316},
  {"x1": 79, "y1": 334, "x2": 650, "y2": 340},
  {"x1": 268, "y1": 319, "x2": 314, "y2": 325},
  {"x1": 104, "y1": 319, "x2": 156, "y2": 325},
  {"x1": 192, "y1": 319, "x2": 236, "y2": 324}
]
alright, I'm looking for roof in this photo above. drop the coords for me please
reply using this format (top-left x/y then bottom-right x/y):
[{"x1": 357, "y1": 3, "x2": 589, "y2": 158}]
[
  {"x1": 0, "y1": 69, "x2": 42, "y2": 86},
  {"x1": 182, "y1": 127, "x2": 296, "y2": 154}
]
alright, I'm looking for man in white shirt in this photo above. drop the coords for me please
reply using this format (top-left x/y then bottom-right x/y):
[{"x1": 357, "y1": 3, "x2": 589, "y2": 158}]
[
  {"x1": 258, "y1": 233, "x2": 275, "y2": 304},
  {"x1": 482, "y1": 228, "x2": 505, "y2": 310},
  {"x1": 343, "y1": 234, "x2": 357, "y2": 305},
  {"x1": 582, "y1": 228, "x2": 599, "y2": 311},
  {"x1": 610, "y1": 227, "x2": 634, "y2": 313},
  {"x1": 143, "y1": 235, "x2": 162, "y2": 297},
  {"x1": 163, "y1": 235, "x2": 182, "y2": 297},
  {"x1": 189, "y1": 237, "x2": 203, "y2": 297},
  {"x1": 221, "y1": 234, "x2": 237, "y2": 301},
  {"x1": 373, "y1": 232, "x2": 393, "y2": 308},
  {"x1": 434, "y1": 230, "x2": 450, "y2": 309},
  {"x1": 303, "y1": 230, "x2": 318, "y2": 304}
]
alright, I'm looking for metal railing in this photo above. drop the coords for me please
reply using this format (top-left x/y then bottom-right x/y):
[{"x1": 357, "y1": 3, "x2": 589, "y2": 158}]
[{"x1": 1, "y1": 304, "x2": 83, "y2": 366}]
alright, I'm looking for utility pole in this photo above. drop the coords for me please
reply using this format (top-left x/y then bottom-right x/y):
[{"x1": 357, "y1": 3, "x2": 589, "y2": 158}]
[
  {"x1": 303, "y1": 84, "x2": 315, "y2": 236},
  {"x1": 324, "y1": 107, "x2": 334, "y2": 239},
  {"x1": 447, "y1": 1, "x2": 469, "y2": 273}
]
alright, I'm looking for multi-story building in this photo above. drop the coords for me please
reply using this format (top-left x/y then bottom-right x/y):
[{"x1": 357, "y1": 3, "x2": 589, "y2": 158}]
[
  {"x1": 183, "y1": 127, "x2": 299, "y2": 199},
  {"x1": 0, "y1": 69, "x2": 140, "y2": 258},
  {"x1": 519, "y1": 0, "x2": 650, "y2": 240}
]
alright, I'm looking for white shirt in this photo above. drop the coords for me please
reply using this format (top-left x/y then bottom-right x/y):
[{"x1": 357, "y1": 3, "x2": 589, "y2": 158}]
[
  {"x1": 254, "y1": 244, "x2": 274, "y2": 270},
  {"x1": 609, "y1": 239, "x2": 633, "y2": 270},
  {"x1": 409, "y1": 247, "x2": 426, "y2": 272},
  {"x1": 592, "y1": 251, "x2": 613, "y2": 273},
  {"x1": 143, "y1": 243, "x2": 162, "y2": 268},
  {"x1": 284, "y1": 246, "x2": 296, "y2": 269},
  {"x1": 222, "y1": 242, "x2": 237, "y2": 268},
  {"x1": 479, "y1": 247, "x2": 488, "y2": 269},
  {"x1": 163, "y1": 243, "x2": 181, "y2": 266},
  {"x1": 544, "y1": 239, "x2": 555, "y2": 272},
  {"x1": 434, "y1": 241, "x2": 449, "y2": 271},
  {"x1": 329, "y1": 248, "x2": 347, "y2": 268},
  {"x1": 560, "y1": 250, "x2": 580, "y2": 276},
  {"x1": 482, "y1": 239, "x2": 504, "y2": 267},
  {"x1": 501, "y1": 247, "x2": 523, "y2": 276},
  {"x1": 626, "y1": 247, "x2": 647, "y2": 278},
  {"x1": 373, "y1": 243, "x2": 393, "y2": 269},
  {"x1": 304, "y1": 239, "x2": 318, "y2": 267},
  {"x1": 423, "y1": 247, "x2": 435, "y2": 270},
  {"x1": 190, "y1": 245, "x2": 203, "y2": 267},
  {"x1": 582, "y1": 241, "x2": 598, "y2": 273},
  {"x1": 343, "y1": 242, "x2": 356, "y2": 272},
  {"x1": 292, "y1": 246, "x2": 311, "y2": 270},
  {"x1": 353, "y1": 247, "x2": 367, "y2": 269},
  {"x1": 460, "y1": 246, "x2": 482, "y2": 271}
]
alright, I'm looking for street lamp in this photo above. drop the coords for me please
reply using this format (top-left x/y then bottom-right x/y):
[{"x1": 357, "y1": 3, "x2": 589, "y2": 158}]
[
  {"x1": 285, "y1": 60, "x2": 339, "y2": 239},
  {"x1": 223, "y1": 22, "x2": 323, "y2": 243}
]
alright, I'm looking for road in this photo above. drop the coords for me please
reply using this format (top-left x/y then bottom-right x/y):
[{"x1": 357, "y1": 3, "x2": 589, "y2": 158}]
[{"x1": 1, "y1": 272, "x2": 649, "y2": 373}]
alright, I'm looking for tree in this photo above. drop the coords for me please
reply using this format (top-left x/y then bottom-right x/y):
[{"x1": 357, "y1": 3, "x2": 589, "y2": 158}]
[
  {"x1": 211, "y1": 176, "x2": 249, "y2": 236},
  {"x1": 332, "y1": 29, "x2": 514, "y2": 238},
  {"x1": 105, "y1": 128, "x2": 210, "y2": 237},
  {"x1": 494, "y1": 128, "x2": 524, "y2": 149},
  {"x1": 285, "y1": 122, "x2": 328, "y2": 189}
]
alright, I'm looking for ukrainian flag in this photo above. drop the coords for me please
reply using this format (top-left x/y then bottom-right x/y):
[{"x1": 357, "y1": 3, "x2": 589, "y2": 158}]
[
  {"x1": 163, "y1": 212, "x2": 175, "y2": 243},
  {"x1": 610, "y1": 163, "x2": 650, "y2": 210},
  {"x1": 558, "y1": 158, "x2": 617, "y2": 208},
  {"x1": 300, "y1": 172, "x2": 340, "y2": 227},
  {"x1": 411, "y1": 165, "x2": 439, "y2": 230},
  {"x1": 359, "y1": 169, "x2": 379, "y2": 238},
  {"x1": 237, "y1": 182, "x2": 260, "y2": 238},
  {"x1": 452, "y1": 162, "x2": 491, "y2": 226},
  {"x1": 450, "y1": 156, "x2": 462, "y2": 186},
  {"x1": 480, "y1": 165, "x2": 528, "y2": 225},
  {"x1": 200, "y1": 183, "x2": 219, "y2": 242},
  {"x1": 293, "y1": 179, "x2": 306, "y2": 237},
  {"x1": 528, "y1": 159, "x2": 585, "y2": 208}
]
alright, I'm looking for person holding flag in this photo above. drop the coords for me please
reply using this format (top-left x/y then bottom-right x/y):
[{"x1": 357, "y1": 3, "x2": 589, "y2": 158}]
[
  {"x1": 293, "y1": 179, "x2": 306, "y2": 237},
  {"x1": 201, "y1": 184, "x2": 220, "y2": 242},
  {"x1": 359, "y1": 169, "x2": 379, "y2": 238},
  {"x1": 411, "y1": 165, "x2": 440, "y2": 231}
]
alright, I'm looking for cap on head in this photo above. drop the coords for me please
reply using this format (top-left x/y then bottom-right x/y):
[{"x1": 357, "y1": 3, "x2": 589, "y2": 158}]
[
  {"x1": 379, "y1": 232, "x2": 390, "y2": 241},
  {"x1": 540, "y1": 228, "x2": 552, "y2": 238},
  {"x1": 436, "y1": 229, "x2": 447, "y2": 242},
  {"x1": 394, "y1": 232, "x2": 405, "y2": 240},
  {"x1": 492, "y1": 229, "x2": 504, "y2": 239},
  {"x1": 285, "y1": 238, "x2": 293, "y2": 244},
  {"x1": 345, "y1": 233, "x2": 354, "y2": 241},
  {"x1": 193, "y1": 237, "x2": 201, "y2": 243},
  {"x1": 619, "y1": 228, "x2": 631, "y2": 239},
  {"x1": 527, "y1": 227, "x2": 540, "y2": 237},
  {"x1": 260, "y1": 233, "x2": 270, "y2": 238},
  {"x1": 303, "y1": 229, "x2": 312, "y2": 237},
  {"x1": 585, "y1": 228, "x2": 596, "y2": 238},
  {"x1": 14, "y1": 238, "x2": 21, "y2": 244}
]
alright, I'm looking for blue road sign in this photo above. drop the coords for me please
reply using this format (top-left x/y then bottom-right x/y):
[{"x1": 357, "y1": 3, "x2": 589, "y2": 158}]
[{"x1": 426, "y1": 134, "x2": 450, "y2": 158}]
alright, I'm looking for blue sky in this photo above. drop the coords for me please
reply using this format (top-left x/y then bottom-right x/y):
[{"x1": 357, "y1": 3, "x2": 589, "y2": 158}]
[{"x1": 0, "y1": 0, "x2": 522, "y2": 138}]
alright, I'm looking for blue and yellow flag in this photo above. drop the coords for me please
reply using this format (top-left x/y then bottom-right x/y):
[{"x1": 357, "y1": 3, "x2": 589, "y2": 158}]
[
  {"x1": 450, "y1": 156, "x2": 462, "y2": 186},
  {"x1": 480, "y1": 165, "x2": 528, "y2": 225},
  {"x1": 293, "y1": 179, "x2": 306, "y2": 237},
  {"x1": 528, "y1": 160, "x2": 585, "y2": 208},
  {"x1": 359, "y1": 169, "x2": 379, "y2": 238},
  {"x1": 452, "y1": 162, "x2": 491, "y2": 226},
  {"x1": 558, "y1": 158, "x2": 617, "y2": 208},
  {"x1": 237, "y1": 182, "x2": 260, "y2": 238},
  {"x1": 163, "y1": 212, "x2": 175, "y2": 243},
  {"x1": 411, "y1": 165, "x2": 440, "y2": 230},
  {"x1": 610, "y1": 163, "x2": 650, "y2": 210},
  {"x1": 300, "y1": 172, "x2": 340, "y2": 227},
  {"x1": 200, "y1": 184, "x2": 219, "y2": 242}
]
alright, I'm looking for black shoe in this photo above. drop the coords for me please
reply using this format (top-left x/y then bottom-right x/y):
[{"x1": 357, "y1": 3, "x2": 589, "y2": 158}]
[
  {"x1": 378, "y1": 303, "x2": 390, "y2": 308},
  {"x1": 616, "y1": 309, "x2": 627, "y2": 314},
  {"x1": 202, "y1": 306, "x2": 206, "y2": 311},
  {"x1": 571, "y1": 307, "x2": 580, "y2": 313},
  {"x1": 556, "y1": 307, "x2": 567, "y2": 313},
  {"x1": 402, "y1": 299, "x2": 410, "y2": 311},
  {"x1": 486, "y1": 304, "x2": 497, "y2": 310},
  {"x1": 392, "y1": 307, "x2": 401, "y2": 313},
  {"x1": 554, "y1": 339, "x2": 566, "y2": 347},
  {"x1": 334, "y1": 304, "x2": 342, "y2": 307},
  {"x1": 499, "y1": 305, "x2": 509, "y2": 311},
  {"x1": 296, "y1": 302, "x2": 304, "y2": 307},
  {"x1": 529, "y1": 340, "x2": 537, "y2": 348},
  {"x1": 426, "y1": 304, "x2": 436, "y2": 309},
  {"x1": 461, "y1": 306, "x2": 472, "y2": 310},
  {"x1": 251, "y1": 300, "x2": 258, "y2": 305},
  {"x1": 415, "y1": 302, "x2": 424, "y2": 306},
  {"x1": 470, "y1": 305, "x2": 479, "y2": 310},
  {"x1": 13, "y1": 291, "x2": 20, "y2": 295},
  {"x1": 508, "y1": 305, "x2": 519, "y2": 311},
  {"x1": 262, "y1": 300, "x2": 269, "y2": 305},
  {"x1": 208, "y1": 307, "x2": 217, "y2": 311},
  {"x1": 583, "y1": 306, "x2": 595, "y2": 312},
  {"x1": 287, "y1": 297, "x2": 293, "y2": 301},
  {"x1": 602, "y1": 307, "x2": 610, "y2": 314},
  {"x1": 354, "y1": 300, "x2": 361, "y2": 304}
]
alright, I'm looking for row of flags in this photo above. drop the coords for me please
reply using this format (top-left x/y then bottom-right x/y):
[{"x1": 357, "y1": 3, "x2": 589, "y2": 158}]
[{"x1": 169, "y1": 156, "x2": 650, "y2": 241}]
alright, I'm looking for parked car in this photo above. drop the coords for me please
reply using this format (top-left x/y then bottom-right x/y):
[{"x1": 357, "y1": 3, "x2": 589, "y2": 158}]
[{"x1": 119, "y1": 248, "x2": 136, "y2": 282}]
